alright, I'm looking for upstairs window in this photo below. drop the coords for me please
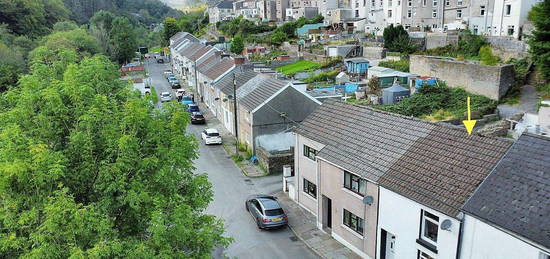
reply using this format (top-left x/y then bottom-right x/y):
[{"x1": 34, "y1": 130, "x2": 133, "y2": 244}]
[
  {"x1": 344, "y1": 171, "x2": 367, "y2": 196},
  {"x1": 432, "y1": 9, "x2": 437, "y2": 17},
  {"x1": 388, "y1": 10, "x2": 393, "y2": 17},
  {"x1": 433, "y1": 0, "x2": 437, "y2": 6},
  {"x1": 457, "y1": 9, "x2": 462, "y2": 18},
  {"x1": 421, "y1": 210, "x2": 439, "y2": 245},
  {"x1": 505, "y1": 4, "x2": 511, "y2": 15},
  {"x1": 480, "y1": 5, "x2": 486, "y2": 15},
  {"x1": 408, "y1": 9, "x2": 412, "y2": 17},
  {"x1": 303, "y1": 145, "x2": 317, "y2": 160},
  {"x1": 445, "y1": 0, "x2": 450, "y2": 6}
]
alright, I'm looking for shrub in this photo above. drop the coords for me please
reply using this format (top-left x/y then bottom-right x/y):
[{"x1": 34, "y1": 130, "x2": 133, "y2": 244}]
[
  {"x1": 378, "y1": 59, "x2": 410, "y2": 72},
  {"x1": 303, "y1": 70, "x2": 339, "y2": 83},
  {"x1": 479, "y1": 45, "x2": 500, "y2": 65},
  {"x1": 368, "y1": 77, "x2": 381, "y2": 94}
]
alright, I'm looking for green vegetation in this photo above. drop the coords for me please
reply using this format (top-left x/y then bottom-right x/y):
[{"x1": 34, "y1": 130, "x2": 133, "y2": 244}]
[
  {"x1": 110, "y1": 17, "x2": 138, "y2": 64},
  {"x1": 378, "y1": 59, "x2": 410, "y2": 72},
  {"x1": 217, "y1": 16, "x2": 275, "y2": 38},
  {"x1": 277, "y1": 60, "x2": 321, "y2": 76},
  {"x1": 421, "y1": 30, "x2": 489, "y2": 61},
  {"x1": 230, "y1": 34, "x2": 245, "y2": 54},
  {"x1": 249, "y1": 50, "x2": 288, "y2": 63},
  {"x1": 162, "y1": 11, "x2": 208, "y2": 46},
  {"x1": 537, "y1": 83, "x2": 550, "y2": 99},
  {"x1": 150, "y1": 86, "x2": 159, "y2": 103},
  {"x1": 383, "y1": 25, "x2": 418, "y2": 55},
  {"x1": 479, "y1": 45, "x2": 500, "y2": 66},
  {"x1": 303, "y1": 70, "x2": 339, "y2": 83},
  {"x1": 500, "y1": 57, "x2": 532, "y2": 105},
  {"x1": 377, "y1": 83, "x2": 496, "y2": 121},
  {"x1": 527, "y1": 0, "x2": 550, "y2": 81}
]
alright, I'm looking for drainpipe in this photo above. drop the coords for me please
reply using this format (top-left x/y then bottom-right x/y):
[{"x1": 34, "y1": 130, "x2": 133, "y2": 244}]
[{"x1": 455, "y1": 212, "x2": 465, "y2": 259}]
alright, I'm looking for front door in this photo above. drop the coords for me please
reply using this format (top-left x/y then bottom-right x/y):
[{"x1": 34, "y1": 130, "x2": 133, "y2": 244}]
[
  {"x1": 322, "y1": 195, "x2": 332, "y2": 229},
  {"x1": 383, "y1": 230, "x2": 396, "y2": 259}
]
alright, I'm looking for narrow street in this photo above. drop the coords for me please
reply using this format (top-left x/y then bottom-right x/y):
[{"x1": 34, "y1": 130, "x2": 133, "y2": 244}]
[{"x1": 146, "y1": 59, "x2": 318, "y2": 259}]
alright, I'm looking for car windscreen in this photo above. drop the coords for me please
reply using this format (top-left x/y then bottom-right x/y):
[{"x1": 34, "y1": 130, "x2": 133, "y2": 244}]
[
  {"x1": 206, "y1": 132, "x2": 219, "y2": 137},
  {"x1": 182, "y1": 97, "x2": 192, "y2": 101},
  {"x1": 264, "y1": 209, "x2": 284, "y2": 216},
  {"x1": 194, "y1": 114, "x2": 204, "y2": 119},
  {"x1": 161, "y1": 93, "x2": 170, "y2": 97}
]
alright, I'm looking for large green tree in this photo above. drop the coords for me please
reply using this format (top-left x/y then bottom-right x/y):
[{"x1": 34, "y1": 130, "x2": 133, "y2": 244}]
[
  {"x1": 528, "y1": 0, "x2": 550, "y2": 81},
  {"x1": 0, "y1": 50, "x2": 230, "y2": 257},
  {"x1": 110, "y1": 17, "x2": 138, "y2": 64},
  {"x1": 163, "y1": 17, "x2": 180, "y2": 46},
  {"x1": 0, "y1": 42, "x2": 25, "y2": 91},
  {"x1": 0, "y1": 0, "x2": 70, "y2": 37}
]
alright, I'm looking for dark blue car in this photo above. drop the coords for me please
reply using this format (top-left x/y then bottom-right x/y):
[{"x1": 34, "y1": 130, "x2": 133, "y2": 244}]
[{"x1": 187, "y1": 104, "x2": 200, "y2": 113}]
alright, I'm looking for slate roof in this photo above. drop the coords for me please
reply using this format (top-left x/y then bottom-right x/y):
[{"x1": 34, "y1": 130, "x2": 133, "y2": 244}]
[
  {"x1": 170, "y1": 32, "x2": 199, "y2": 46},
  {"x1": 213, "y1": 70, "x2": 259, "y2": 95},
  {"x1": 294, "y1": 99, "x2": 512, "y2": 217},
  {"x1": 237, "y1": 74, "x2": 288, "y2": 111},
  {"x1": 463, "y1": 134, "x2": 550, "y2": 249},
  {"x1": 216, "y1": 0, "x2": 233, "y2": 9},
  {"x1": 202, "y1": 58, "x2": 235, "y2": 81}
]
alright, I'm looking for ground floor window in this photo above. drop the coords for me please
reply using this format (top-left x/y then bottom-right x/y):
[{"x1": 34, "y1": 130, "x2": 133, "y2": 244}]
[
  {"x1": 343, "y1": 209, "x2": 364, "y2": 235},
  {"x1": 303, "y1": 178, "x2": 317, "y2": 199},
  {"x1": 418, "y1": 250, "x2": 435, "y2": 259}
]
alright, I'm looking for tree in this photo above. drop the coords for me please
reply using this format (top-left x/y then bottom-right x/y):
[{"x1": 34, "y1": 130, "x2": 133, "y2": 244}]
[
  {"x1": 230, "y1": 34, "x2": 245, "y2": 54},
  {"x1": 528, "y1": 0, "x2": 550, "y2": 80},
  {"x1": 42, "y1": 28, "x2": 101, "y2": 57},
  {"x1": 383, "y1": 25, "x2": 410, "y2": 52},
  {"x1": 270, "y1": 31, "x2": 288, "y2": 46},
  {"x1": 53, "y1": 21, "x2": 79, "y2": 31},
  {"x1": 110, "y1": 17, "x2": 138, "y2": 64},
  {"x1": 0, "y1": 42, "x2": 25, "y2": 91},
  {"x1": 0, "y1": 52, "x2": 230, "y2": 257},
  {"x1": 367, "y1": 76, "x2": 381, "y2": 95},
  {"x1": 89, "y1": 11, "x2": 117, "y2": 56},
  {"x1": 0, "y1": 0, "x2": 69, "y2": 37},
  {"x1": 163, "y1": 17, "x2": 180, "y2": 46}
]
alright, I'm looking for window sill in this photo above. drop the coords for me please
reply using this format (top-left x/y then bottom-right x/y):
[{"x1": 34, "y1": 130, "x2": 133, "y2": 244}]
[
  {"x1": 341, "y1": 225, "x2": 364, "y2": 239},
  {"x1": 416, "y1": 238, "x2": 438, "y2": 254},
  {"x1": 341, "y1": 187, "x2": 364, "y2": 200}
]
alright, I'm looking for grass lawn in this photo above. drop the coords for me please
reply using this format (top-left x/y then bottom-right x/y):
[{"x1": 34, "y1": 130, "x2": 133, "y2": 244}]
[{"x1": 277, "y1": 60, "x2": 320, "y2": 76}]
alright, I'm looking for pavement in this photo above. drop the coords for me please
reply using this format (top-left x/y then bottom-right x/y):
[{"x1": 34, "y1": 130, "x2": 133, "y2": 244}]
[
  {"x1": 498, "y1": 85, "x2": 539, "y2": 118},
  {"x1": 274, "y1": 192, "x2": 362, "y2": 259},
  {"x1": 147, "y1": 59, "x2": 318, "y2": 259}
]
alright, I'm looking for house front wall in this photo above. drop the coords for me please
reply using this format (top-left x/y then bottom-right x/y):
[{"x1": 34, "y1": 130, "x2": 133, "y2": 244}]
[
  {"x1": 237, "y1": 106, "x2": 253, "y2": 150},
  {"x1": 377, "y1": 187, "x2": 461, "y2": 259},
  {"x1": 460, "y1": 214, "x2": 548, "y2": 259},
  {"x1": 317, "y1": 159, "x2": 378, "y2": 259},
  {"x1": 295, "y1": 135, "x2": 325, "y2": 215}
]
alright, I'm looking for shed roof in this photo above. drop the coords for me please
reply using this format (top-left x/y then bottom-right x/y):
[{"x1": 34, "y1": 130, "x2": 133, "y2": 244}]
[
  {"x1": 294, "y1": 99, "x2": 512, "y2": 217},
  {"x1": 383, "y1": 84, "x2": 409, "y2": 92},
  {"x1": 462, "y1": 134, "x2": 550, "y2": 249}
]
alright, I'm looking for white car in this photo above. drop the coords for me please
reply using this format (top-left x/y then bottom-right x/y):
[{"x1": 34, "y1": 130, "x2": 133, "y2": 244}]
[
  {"x1": 160, "y1": 92, "x2": 172, "y2": 102},
  {"x1": 201, "y1": 129, "x2": 222, "y2": 145}
]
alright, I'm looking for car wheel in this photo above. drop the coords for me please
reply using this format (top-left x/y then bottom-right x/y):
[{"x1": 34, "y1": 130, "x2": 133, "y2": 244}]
[
  {"x1": 245, "y1": 202, "x2": 249, "y2": 211},
  {"x1": 256, "y1": 220, "x2": 262, "y2": 230}
]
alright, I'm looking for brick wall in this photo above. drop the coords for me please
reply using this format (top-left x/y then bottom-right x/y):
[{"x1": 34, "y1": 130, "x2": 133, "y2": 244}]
[{"x1": 410, "y1": 55, "x2": 515, "y2": 100}]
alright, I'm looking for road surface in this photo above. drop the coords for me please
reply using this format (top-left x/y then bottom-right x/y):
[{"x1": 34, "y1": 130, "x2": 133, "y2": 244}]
[{"x1": 146, "y1": 59, "x2": 318, "y2": 259}]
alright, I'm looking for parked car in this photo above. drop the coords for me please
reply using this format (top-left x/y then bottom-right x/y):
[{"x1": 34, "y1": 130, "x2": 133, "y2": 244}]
[
  {"x1": 201, "y1": 128, "x2": 222, "y2": 145},
  {"x1": 180, "y1": 96, "x2": 194, "y2": 105},
  {"x1": 190, "y1": 112, "x2": 206, "y2": 124},
  {"x1": 160, "y1": 92, "x2": 172, "y2": 102},
  {"x1": 187, "y1": 104, "x2": 200, "y2": 113},
  {"x1": 167, "y1": 75, "x2": 177, "y2": 82},
  {"x1": 175, "y1": 89, "x2": 186, "y2": 100},
  {"x1": 245, "y1": 195, "x2": 288, "y2": 229},
  {"x1": 169, "y1": 78, "x2": 181, "y2": 88},
  {"x1": 163, "y1": 71, "x2": 174, "y2": 79}
]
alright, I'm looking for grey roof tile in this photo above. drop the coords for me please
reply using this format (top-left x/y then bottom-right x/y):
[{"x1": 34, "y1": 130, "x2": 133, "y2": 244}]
[
  {"x1": 237, "y1": 74, "x2": 288, "y2": 111},
  {"x1": 463, "y1": 134, "x2": 550, "y2": 249},
  {"x1": 295, "y1": 99, "x2": 512, "y2": 217},
  {"x1": 213, "y1": 70, "x2": 259, "y2": 95}
]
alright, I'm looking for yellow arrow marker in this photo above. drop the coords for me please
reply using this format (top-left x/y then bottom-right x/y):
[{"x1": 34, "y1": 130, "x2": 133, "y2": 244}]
[{"x1": 462, "y1": 96, "x2": 477, "y2": 135}]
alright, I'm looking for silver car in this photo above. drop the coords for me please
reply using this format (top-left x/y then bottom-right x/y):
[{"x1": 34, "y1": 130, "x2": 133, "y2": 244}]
[
  {"x1": 160, "y1": 92, "x2": 172, "y2": 102},
  {"x1": 245, "y1": 195, "x2": 288, "y2": 229}
]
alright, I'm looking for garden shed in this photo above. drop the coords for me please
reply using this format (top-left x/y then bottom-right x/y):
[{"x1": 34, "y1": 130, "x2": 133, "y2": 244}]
[
  {"x1": 368, "y1": 66, "x2": 418, "y2": 88},
  {"x1": 382, "y1": 84, "x2": 410, "y2": 105}
]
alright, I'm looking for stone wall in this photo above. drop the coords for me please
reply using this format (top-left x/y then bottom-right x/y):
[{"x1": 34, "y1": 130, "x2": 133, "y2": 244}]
[
  {"x1": 410, "y1": 55, "x2": 515, "y2": 100},
  {"x1": 270, "y1": 57, "x2": 303, "y2": 68},
  {"x1": 257, "y1": 146, "x2": 294, "y2": 175},
  {"x1": 425, "y1": 32, "x2": 459, "y2": 50},
  {"x1": 486, "y1": 36, "x2": 530, "y2": 60},
  {"x1": 363, "y1": 47, "x2": 387, "y2": 59}
]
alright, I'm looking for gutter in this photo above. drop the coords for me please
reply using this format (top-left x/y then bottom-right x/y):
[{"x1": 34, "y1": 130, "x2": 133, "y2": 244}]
[{"x1": 455, "y1": 212, "x2": 465, "y2": 259}]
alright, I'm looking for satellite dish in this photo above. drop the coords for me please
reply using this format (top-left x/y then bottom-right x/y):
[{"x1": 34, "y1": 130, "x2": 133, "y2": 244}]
[
  {"x1": 363, "y1": 195, "x2": 374, "y2": 205},
  {"x1": 441, "y1": 219, "x2": 452, "y2": 231}
]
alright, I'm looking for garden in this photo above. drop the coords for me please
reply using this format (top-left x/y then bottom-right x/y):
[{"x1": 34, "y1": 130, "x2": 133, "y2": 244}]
[{"x1": 276, "y1": 60, "x2": 321, "y2": 76}]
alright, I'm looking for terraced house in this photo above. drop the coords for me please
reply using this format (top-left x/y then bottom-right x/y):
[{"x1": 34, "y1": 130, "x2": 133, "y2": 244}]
[{"x1": 292, "y1": 99, "x2": 517, "y2": 259}]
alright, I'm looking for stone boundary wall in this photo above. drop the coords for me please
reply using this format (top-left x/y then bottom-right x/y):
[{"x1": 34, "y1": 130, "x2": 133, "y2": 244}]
[
  {"x1": 270, "y1": 57, "x2": 303, "y2": 68},
  {"x1": 410, "y1": 55, "x2": 515, "y2": 100},
  {"x1": 486, "y1": 36, "x2": 529, "y2": 60},
  {"x1": 257, "y1": 146, "x2": 294, "y2": 175},
  {"x1": 363, "y1": 47, "x2": 387, "y2": 59}
]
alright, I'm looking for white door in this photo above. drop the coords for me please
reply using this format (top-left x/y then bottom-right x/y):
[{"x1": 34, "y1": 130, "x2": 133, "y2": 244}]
[{"x1": 386, "y1": 233, "x2": 396, "y2": 259}]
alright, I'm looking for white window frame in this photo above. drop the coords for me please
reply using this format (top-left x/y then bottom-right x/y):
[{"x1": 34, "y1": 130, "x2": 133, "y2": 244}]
[
  {"x1": 480, "y1": 5, "x2": 486, "y2": 15},
  {"x1": 432, "y1": 9, "x2": 437, "y2": 18},
  {"x1": 445, "y1": 0, "x2": 450, "y2": 6},
  {"x1": 420, "y1": 210, "x2": 439, "y2": 246},
  {"x1": 389, "y1": 0, "x2": 392, "y2": 6},
  {"x1": 457, "y1": 0, "x2": 462, "y2": 5},
  {"x1": 433, "y1": 0, "x2": 437, "y2": 6},
  {"x1": 456, "y1": 9, "x2": 462, "y2": 18},
  {"x1": 388, "y1": 9, "x2": 393, "y2": 17},
  {"x1": 505, "y1": 4, "x2": 511, "y2": 15},
  {"x1": 408, "y1": 0, "x2": 412, "y2": 6},
  {"x1": 423, "y1": 0, "x2": 427, "y2": 6},
  {"x1": 407, "y1": 9, "x2": 412, "y2": 17},
  {"x1": 418, "y1": 250, "x2": 435, "y2": 259},
  {"x1": 303, "y1": 178, "x2": 317, "y2": 199}
]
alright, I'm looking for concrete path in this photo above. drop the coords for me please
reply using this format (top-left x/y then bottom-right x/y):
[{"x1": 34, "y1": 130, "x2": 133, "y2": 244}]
[
  {"x1": 274, "y1": 192, "x2": 362, "y2": 259},
  {"x1": 498, "y1": 85, "x2": 539, "y2": 118}
]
